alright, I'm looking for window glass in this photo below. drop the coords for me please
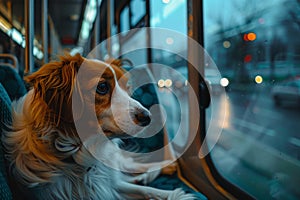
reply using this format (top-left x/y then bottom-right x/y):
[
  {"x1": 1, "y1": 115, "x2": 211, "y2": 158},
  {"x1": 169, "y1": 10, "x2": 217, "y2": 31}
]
[
  {"x1": 149, "y1": 0, "x2": 188, "y2": 145},
  {"x1": 120, "y1": 6, "x2": 130, "y2": 33},
  {"x1": 204, "y1": 0, "x2": 300, "y2": 199},
  {"x1": 130, "y1": 0, "x2": 146, "y2": 26},
  {"x1": 295, "y1": 79, "x2": 300, "y2": 87},
  {"x1": 150, "y1": 0, "x2": 187, "y2": 34}
]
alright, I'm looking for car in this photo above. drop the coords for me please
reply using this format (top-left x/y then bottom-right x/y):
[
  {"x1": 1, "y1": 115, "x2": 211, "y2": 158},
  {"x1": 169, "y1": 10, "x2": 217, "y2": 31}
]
[{"x1": 271, "y1": 77, "x2": 300, "y2": 106}]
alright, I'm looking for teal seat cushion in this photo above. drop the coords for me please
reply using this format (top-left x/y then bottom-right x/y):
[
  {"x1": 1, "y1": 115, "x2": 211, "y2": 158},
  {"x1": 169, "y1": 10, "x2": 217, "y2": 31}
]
[
  {"x1": 0, "y1": 173, "x2": 12, "y2": 200},
  {"x1": 148, "y1": 174, "x2": 207, "y2": 200},
  {"x1": 0, "y1": 65, "x2": 27, "y2": 101},
  {"x1": 122, "y1": 83, "x2": 164, "y2": 153},
  {"x1": 0, "y1": 83, "x2": 13, "y2": 199}
]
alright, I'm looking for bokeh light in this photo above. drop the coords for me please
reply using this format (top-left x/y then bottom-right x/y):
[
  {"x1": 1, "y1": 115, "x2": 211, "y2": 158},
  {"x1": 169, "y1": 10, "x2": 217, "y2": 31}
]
[
  {"x1": 244, "y1": 32, "x2": 257, "y2": 41},
  {"x1": 255, "y1": 75, "x2": 263, "y2": 84},
  {"x1": 223, "y1": 41, "x2": 231, "y2": 48},
  {"x1": 220, "y1": 78, "x2": 229, "y2": 87},
  {"x1": 165, "y1": 79, "x2": 173, "y2": 88},
  {"x1": 158, "y1": 79, "x2": 165, "y2": 88}
]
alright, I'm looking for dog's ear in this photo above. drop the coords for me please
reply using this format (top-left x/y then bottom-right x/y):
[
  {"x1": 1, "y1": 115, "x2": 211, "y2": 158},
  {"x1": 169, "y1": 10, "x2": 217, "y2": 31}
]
[
  {"x1": 105, "y1": 58, "x2": 122, "y2": 67},
  {"x1": 25, "y1": 53, "x2": 85, "y2": 125},
  {"x1": 105, "y1": 58, "x2": 132, "y2": 71},
  {"x1": 105, "y1": 58, "x2": 130, "y2": 83}
]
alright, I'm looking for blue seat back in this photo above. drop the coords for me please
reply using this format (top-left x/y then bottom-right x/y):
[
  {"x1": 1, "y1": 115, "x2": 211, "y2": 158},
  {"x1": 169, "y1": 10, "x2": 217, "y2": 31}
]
[
  {"x1": 0, "y1": 65, "x2": 27, "y2": 101},
  {"x1": 0, "y1": 83, "x2": 13, "y2": 199}
]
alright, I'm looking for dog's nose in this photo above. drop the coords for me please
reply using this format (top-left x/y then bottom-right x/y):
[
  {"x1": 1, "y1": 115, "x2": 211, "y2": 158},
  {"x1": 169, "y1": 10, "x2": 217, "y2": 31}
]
[{"x1": 134, "y1": 110, "x2": 151, "y2": 127}]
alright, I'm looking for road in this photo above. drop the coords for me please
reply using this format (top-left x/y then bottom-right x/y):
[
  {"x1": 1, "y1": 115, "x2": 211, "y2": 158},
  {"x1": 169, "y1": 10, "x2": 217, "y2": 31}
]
[
  {"x1": 155, "y1": 84, "x2": 300, "y2": 199},
  {"x1": 157, "y1": 83, "x2": 300, "y2": 158},
  {"x1": 206, "y1": 84, "x2": 300, "y2": 199},
  {"x1": 211, "y1": 84, "x2": 300, "y2": 160}
]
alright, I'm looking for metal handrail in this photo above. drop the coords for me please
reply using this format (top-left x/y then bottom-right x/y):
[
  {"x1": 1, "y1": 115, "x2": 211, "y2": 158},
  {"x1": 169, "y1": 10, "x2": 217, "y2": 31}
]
[{"x1": 0, "y1": 53, "x2": 19, "y2": 72}]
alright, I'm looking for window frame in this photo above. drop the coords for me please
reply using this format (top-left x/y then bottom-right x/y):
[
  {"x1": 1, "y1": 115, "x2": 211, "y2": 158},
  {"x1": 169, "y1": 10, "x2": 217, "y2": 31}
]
[
  {"x1": 114, "y1": 0, "x2": 255, "y2": 199},
  {"x1": 181, "y1": 0, "x2": 256, "y2": 199}
]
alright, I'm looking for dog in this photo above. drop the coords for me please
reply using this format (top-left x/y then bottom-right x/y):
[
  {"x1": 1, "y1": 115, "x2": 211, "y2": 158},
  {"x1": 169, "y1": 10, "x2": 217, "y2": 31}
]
[{"x1": 2, "y1": 54, "x2": 195, "y2": 199}]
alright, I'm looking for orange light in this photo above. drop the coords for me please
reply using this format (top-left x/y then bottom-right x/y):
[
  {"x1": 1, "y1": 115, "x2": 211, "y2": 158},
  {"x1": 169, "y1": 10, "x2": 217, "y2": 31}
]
[
  {"x1": 243, "y1": 32, "x2": 257, "y2": 41},
  {"x1": 247, "y1": 32, "x2": 256, "y2": 41}
]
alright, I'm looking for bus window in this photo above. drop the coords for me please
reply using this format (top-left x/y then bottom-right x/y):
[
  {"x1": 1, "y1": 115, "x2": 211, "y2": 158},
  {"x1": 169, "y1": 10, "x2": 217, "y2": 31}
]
[
  {"x1": 130, "y1": 0, "x2": 146, "y2": 26},
  {"x1": 120, "y1": 5, "x2": 130, "y2": 34},
  {"x1": 204, "y1": 0, "x2": 300, "y2": 199},
  {"x1": 117, "y1": 0, "x2": 189, "y2": 143},
  {"x1": 150, "y1": 0, "x2": 187, "y2": 34}
]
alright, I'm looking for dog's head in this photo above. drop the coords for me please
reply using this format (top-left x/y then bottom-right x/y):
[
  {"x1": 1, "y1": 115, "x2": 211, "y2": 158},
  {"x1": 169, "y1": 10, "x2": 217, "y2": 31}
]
[{"x1": 26, "y1": 54, "x2": 151, "y2": 139}]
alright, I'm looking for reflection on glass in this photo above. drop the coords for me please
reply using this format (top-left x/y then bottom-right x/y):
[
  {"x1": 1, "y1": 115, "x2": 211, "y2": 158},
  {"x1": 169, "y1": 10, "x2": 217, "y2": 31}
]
[
  {"x1": 204, "y1": 0, "x2": 300, "y2": 199},
  {"x1": 120, "y1": 6, "x2": 130, "y2": 34},
  {"x1": 150, "y1": 0, "x2": 187, "y2": 34},
  {"x1": 130, "y1": 0, "x2": 146, "y2": 26},
  {"x1": 148, "y1": 0, "x2": 188, "y2": 146}
]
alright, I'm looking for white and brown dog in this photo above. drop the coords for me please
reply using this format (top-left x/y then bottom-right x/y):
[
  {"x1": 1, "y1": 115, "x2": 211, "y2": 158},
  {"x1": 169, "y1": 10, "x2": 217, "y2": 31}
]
[{"x1": 2, "y1": 54, "x2": 195, "y2": 199}]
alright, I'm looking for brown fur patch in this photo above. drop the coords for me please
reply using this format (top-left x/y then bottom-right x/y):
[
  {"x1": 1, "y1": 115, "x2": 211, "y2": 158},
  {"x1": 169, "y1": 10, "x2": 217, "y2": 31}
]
[{"x1": 25, "y1": 53, "x2": 84, "y2": 126}]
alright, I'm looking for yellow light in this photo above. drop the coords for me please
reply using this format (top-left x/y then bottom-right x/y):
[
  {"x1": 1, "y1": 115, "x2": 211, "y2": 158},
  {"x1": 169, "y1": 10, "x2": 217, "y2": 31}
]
[
  {"x1": 164, "y1": 79, "x2": 173, "y2": 88},
  {"x1": 255, "y1": 75, "x2": 263, "y2": 84},
  {"x1": 223, "y1": 41, "x2": 231, "y2": 48},
  {"x1": 0, "y1": 18, "x2": 11, "y2": 33},
  {"x1": 158, "y1": 79, "x2": 165, "y2": 88},
  {"x1": 162, "y1": 0, "x2": 170, "y2": 3}
]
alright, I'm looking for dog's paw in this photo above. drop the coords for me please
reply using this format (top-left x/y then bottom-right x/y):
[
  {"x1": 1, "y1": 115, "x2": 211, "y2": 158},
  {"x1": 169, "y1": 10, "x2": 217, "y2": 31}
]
[
  {"x1": 167, "y1": 188, "x2": 196, "y2": 200},
  {"x1": 135, "y1": 168, "x2": 161, "y2": 185}
]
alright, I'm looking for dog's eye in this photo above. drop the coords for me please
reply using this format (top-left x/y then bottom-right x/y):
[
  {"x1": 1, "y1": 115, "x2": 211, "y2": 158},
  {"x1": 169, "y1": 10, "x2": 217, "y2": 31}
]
[{"x1": 96, "y1": 82, "x2": 110, "y2": 95}]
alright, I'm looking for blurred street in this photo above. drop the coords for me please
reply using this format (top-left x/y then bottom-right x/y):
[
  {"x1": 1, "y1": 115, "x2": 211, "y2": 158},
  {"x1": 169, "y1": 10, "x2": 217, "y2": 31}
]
[
  {"x1": 222, "y1": 85, "x2": 300, "y2": 159},
  {"x1": 207, "y1": 84, "x2": 300, "y2": 199}
]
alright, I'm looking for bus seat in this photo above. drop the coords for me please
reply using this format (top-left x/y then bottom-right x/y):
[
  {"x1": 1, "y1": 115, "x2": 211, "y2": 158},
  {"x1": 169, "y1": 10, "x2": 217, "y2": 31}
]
[
  {"x1": 0, "y1": 64, "x2": 27, "y2": 101},
  {"x1": 122, "y1": 82, "x2": 164, "y2": 154},
  {"x1": 0, "y1": 83, "x2": 13, "y2": 200},
  {"x1": 148, "y1": 174, "x2": 207, "y2": 200},
  {"x1": 121, "y1": 66, "x2": 207, "y2": 199},
  {"x1": 128, "y1": 83, "x2": 207, "y2": 199}
]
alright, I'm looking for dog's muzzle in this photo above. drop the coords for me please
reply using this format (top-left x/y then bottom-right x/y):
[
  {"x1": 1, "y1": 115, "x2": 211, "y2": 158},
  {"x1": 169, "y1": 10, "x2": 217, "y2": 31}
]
[{"x1": 132, "y1": 109, "x2": 151, "y2": 127}]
